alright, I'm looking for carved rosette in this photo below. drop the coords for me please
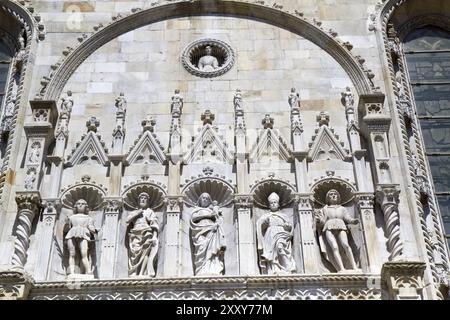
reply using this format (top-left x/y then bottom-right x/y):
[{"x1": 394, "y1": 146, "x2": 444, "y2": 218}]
[
  {"x1": 11, "y1": 192, "x2": 41, "y2": 268},
  {"x1": 376, "y1": 185, "x2": 403, "y2": 261}
]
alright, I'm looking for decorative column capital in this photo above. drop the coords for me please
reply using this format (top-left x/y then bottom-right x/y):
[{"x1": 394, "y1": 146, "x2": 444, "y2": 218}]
[
  {"x1": 164, "y1": 196, "x2": 184, "y2": 213},
  {"x1": 294, "y1": 194, "x2": 313, "y2": 209},
  {"x1": 15, "y1": 191, "x2": 41, "y2": 212},
  {"x1": 234, "y1": 194, "x2": 253, "y2": 209},
  {"x1": 355, "y1": 192, "x2": 375, "y2": 208},
  {"x1": 375, "y1": 185, "x2": 400, "y2": 205},
  {"x1": 381, "y1": 261, "x2": 426, "y2": 300},
  {"x1": 103, "y1": 198, "x2": 123, "y2": 215},
  {"x1": 0, "y1": 269, "x2": 34, "y2": 300}
]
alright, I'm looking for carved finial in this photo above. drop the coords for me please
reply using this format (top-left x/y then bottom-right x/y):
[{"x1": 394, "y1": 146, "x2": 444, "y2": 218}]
[
  {"x1": 316, "y1": 111, "x2": 330, "y2": 126},
  {"x1": 115, "y1": 92, "x2": 127, "y2": 112},
  {"x1": 81, "y1": 175, "x2": 91, "y2": 183},
  {"x1": 341, "y1": 87, "x2": 354, "y2": 109},
  {"x1": 141, "y1": 174, "x2": 150, "y2": 181},
  {"x1": 203, "y1": 166, "x2": 214, "y2": 176},
  {"x1": 262, "y1": 114, "x2": 274, "y2": 129},
  {"x1": 288, "y1": 87, "x2": 300, "y2": 109},
  {"x1": 86, "y1": 116, "x2": 99, "y2": 132},
  {"x1": 326, "y1": 170, "x2": 335, "y2": 177},
  {"x1": 201, "y1": 110, "x2": 215, "y2": 125},
  {"x1": 141, "y1": 115, "x2": 156, "y2": 132},
  {"x1": 268, "y1": 172, "x2": 275, "y2": 179},
  {"x1": 233, "y1": 89, "x2": 243, "y2": 111},
  {"x1": 171, "y1": 89, "x2": 183, "y2": 116}
]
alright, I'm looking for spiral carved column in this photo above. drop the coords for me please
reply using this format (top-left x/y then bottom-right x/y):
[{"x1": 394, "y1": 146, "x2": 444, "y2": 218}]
[
  {"x1": 11, "y1": 192, "x2": 41, "y2": 268},
  {"x1": 376, "y1": 185, "x2": 403, "y2": 261}
]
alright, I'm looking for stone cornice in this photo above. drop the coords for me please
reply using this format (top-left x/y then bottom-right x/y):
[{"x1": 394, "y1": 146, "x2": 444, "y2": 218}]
[{"x1": 32, "y1": 273, "x2": 380, "y2": 291}]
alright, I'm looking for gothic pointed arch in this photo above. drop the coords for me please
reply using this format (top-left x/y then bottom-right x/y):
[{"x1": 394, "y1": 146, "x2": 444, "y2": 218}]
[
  {"x1": 37, "y1": 0, "x2": 375, "y2": 103},
  {"x1": 0, "y1": 1, "x2": 45, "y2": 203},
  {"x1": 308, "y1": 112, "x2": 351, "y2": 162},
  {"x1": 372, "y1": 0, "x2": 450, "y2": 300},
  {"x1": 125, "y1": 131, "x2": 166, "y2": 165},
  {"x1": 66, "y1": 117, "x2": 109, "y2": 167},
  {"x1": 184, "y1": 123, "x2": 234, "y2": 164}
]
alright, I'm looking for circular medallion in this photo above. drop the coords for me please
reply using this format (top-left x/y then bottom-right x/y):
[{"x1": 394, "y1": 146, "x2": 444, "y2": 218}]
[{"x1": 181, "y1": 38, "x2": 235, "y2": 78}]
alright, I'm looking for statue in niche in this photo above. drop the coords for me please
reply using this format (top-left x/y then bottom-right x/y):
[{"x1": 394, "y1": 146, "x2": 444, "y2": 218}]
[
  {"x1": 126, "y1": 192, "x2": 159, "y2": 277},
  {"x1": 314, "y1": 189, "x2": 359, "y2": 272},
  {"x1": 24, "y1": 168, "x2": 36, "y2": 190},
  {"x1": 256, "y1": 192, "x2": 296, "y2": 275},
  {"x1": 197, "y1": 46, "x2": 219, "y2": 72},
  {"x1": 28, "y1": 143, "x2": 41, "y2": 163},
  {"x1": 65, "y1": 199, "x2": 98, "y2": 276},
  {"x1": 190, "y1": 192, "x2": 226, "y2": 276}
]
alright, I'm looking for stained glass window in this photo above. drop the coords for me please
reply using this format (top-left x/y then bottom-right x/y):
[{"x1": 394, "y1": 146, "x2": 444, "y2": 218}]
[{"x1": 404, "y1": 26, "x2": 450, "y2": 246}]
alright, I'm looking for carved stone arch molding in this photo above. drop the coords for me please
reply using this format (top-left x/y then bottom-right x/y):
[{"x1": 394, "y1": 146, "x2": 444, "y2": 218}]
[
  {"x1": 0, "y1": 1, "x2": 45, "y2": 202},
  {"x1": 250, "y1": 174, "x2": 296, "y2": 209},
  {"x1": 182, "y1": 167, "x2": 235, "y2": 207},
  {"x1": 60, "y1": 176, "x2": 107, "y2": 210},
  {"x1": 372, "y1": 0, "x2": 450, "y2": 300},
  {"x1": 122, "y1": 177, "x2": 167, "y2": 210},
  {"x1": 37, "y1": 0, "x2": 375, "y2": 102},
  {"x1": 310, "y1": 172, "x2": 356, "y2": 206}
]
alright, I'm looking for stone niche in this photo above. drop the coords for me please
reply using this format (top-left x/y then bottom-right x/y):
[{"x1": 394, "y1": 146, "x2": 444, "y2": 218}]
[
  {"x1": 179, "y1": 165, "x2": 236, "y2": 276},
  {"x1": 50, "y1": 177, "x2": 106, "y2": 280}
]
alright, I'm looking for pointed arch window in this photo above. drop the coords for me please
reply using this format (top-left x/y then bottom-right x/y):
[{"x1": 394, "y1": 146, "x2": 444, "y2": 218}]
[
  {"x1": 0, "y1": 37, "x2": 13, "y2": 113},
  {"x1": 403, "y1": 25, "x2": 450, "y2": 245}
]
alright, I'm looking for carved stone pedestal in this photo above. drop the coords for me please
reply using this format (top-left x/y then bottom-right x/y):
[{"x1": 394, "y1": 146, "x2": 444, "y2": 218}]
[
  {"x1": 0, "y1": 269, "x2": 34, "y2": 300},
  {"x1": 381, "y1": 261, "x2": 426, "y2": 300}
]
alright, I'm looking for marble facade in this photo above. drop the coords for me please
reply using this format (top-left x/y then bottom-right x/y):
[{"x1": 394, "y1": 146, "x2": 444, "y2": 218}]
[{"x1": 0, "y1": 0, "x2": 448, "y2": 300}]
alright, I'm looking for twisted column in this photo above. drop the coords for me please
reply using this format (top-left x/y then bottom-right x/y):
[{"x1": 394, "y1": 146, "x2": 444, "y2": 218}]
[
  {"x1": 11, "y1": 192, "x2": 41, "y2": 268},
  {"x1": 376, "y1": 185, "x2": 403, "y2": 261}
]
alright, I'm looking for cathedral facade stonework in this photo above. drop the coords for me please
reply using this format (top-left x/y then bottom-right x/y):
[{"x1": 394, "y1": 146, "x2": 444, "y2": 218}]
[{"x1": 0, "y1": 0, "x2": 448, "y2": 300}]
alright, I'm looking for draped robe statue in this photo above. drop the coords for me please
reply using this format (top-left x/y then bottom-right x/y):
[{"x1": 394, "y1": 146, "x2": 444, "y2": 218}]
[
  {"x1": 65, "y1": 199, "x2": 97, "y2": 275},
  {"x1": 256, "y1": 192, "x2": 296, "y2": 274},
  {"x1": 126, "y1": 192, "x2": 159, "y2": 277},
  {"x1": 315, "y1": 189, "x2": 359, "y2": 272},
  {"x1": 190, "y1": 192, "x2": 226, "y2": 276}
]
